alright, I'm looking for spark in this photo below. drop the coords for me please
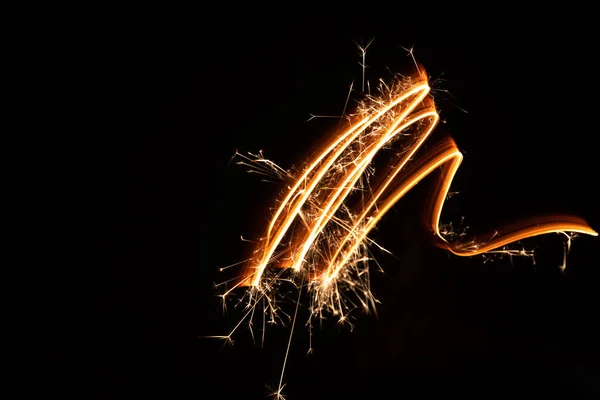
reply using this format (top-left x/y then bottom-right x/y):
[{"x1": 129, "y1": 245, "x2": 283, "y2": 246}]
[
  {"x1": 357, "y1": 38, "x2": 375, "y2": 92},
  {"x1": 400, "y1": 45, "x2": 420, "y2": 75},
  {"x1": 307, "y1": 114, "x2": 343, "y2": 122},
  {"x1": 272, "y1": 286, "x2": 302, "y2": 400},
  {"x1": 212, "y1": 61, "x2": 598, "y2": 397}
]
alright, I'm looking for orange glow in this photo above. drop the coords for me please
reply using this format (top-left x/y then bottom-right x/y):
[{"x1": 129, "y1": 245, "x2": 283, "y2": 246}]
[
  {"x1": 241, "y1": 69, "x2": 597, "y2": 290},
  {"x1": 213, "y1": 63, "x2": 598, "y2": 400}
]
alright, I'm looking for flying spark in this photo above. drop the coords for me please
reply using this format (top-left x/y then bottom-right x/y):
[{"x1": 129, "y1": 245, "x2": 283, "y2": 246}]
[{"x1": 211, "y1": 63, "x2": 597, "y2": 399}]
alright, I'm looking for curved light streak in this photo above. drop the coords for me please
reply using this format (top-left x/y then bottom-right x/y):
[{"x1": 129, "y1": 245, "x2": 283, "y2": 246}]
[{"x1": 242, "y1": 70, "x2": 597, "y2": 290}]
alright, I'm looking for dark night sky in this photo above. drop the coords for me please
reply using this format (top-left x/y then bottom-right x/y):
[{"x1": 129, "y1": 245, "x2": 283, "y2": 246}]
[{"x1": 54, "y1": 9, "x2": 599, "y2": 399}]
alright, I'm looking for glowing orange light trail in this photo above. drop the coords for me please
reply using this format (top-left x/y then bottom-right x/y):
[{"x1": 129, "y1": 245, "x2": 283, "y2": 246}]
[
  {"x1": 323, "y1": 135, "x2": 596, "y2": 284},
  {"x1": 241, "y1": 69, "x2": 597, "y2": 291},
  {"x1": 246, "y1": 82, "x2": 432, "y2": 287},
  {"x1": 216, "y1": 63, "x2": 598, "y2": 400}
]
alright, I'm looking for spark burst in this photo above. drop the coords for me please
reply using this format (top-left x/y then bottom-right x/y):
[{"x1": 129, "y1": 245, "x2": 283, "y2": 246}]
[{"x1": 210, "y1": 57, "x2": 597, "y2": 399}]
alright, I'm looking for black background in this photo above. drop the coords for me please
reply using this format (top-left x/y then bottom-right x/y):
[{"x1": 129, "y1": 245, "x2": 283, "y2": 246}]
[{"x1": 54, "y1": 9, "x2": 600, "y2": 399}]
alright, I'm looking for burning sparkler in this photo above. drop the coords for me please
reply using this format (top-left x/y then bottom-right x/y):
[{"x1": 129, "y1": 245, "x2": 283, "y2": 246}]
[{"x1": 210, "y1": 55, "x2": 597, "y2": 399}]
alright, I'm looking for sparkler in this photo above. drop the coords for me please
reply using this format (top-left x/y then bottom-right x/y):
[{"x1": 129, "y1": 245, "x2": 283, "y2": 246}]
[{"x1": 211, "y1": 58, "x2": 597, "y2": 399}]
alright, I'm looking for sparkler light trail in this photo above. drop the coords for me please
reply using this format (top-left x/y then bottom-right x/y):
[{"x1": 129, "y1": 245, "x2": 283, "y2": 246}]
[{"x1": 213, "y1": 62, "x2": 597, "y2": 399}]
